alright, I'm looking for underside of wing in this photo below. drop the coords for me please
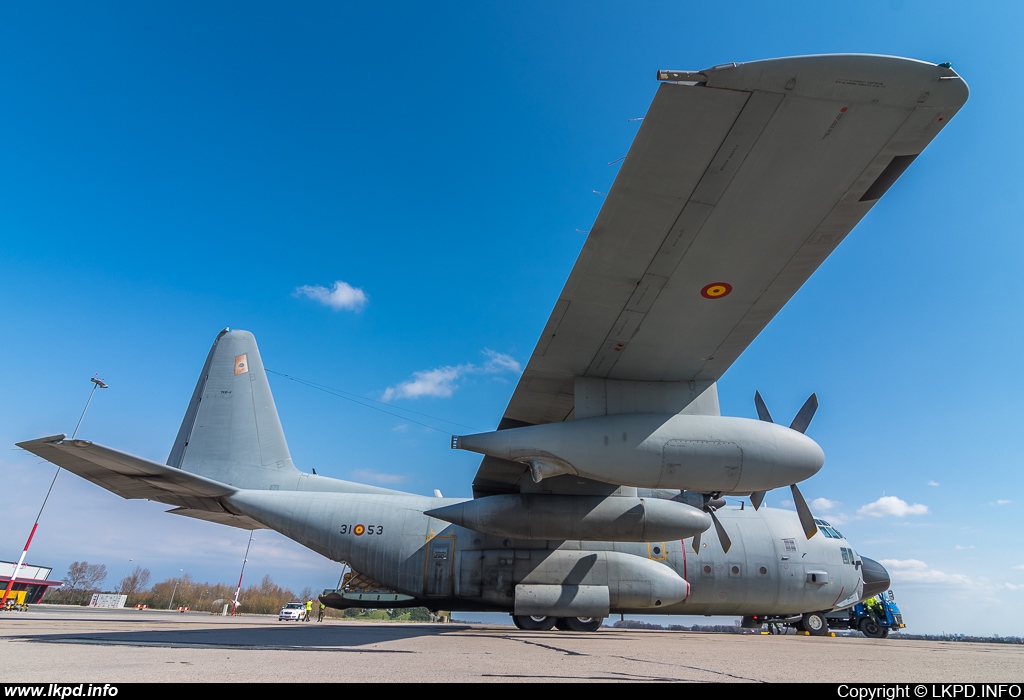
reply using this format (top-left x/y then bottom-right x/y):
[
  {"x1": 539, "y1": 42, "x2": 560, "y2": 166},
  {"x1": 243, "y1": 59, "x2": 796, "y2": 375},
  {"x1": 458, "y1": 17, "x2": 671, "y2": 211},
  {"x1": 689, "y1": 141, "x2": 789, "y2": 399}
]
[
  {"x1": 473, "y1": 54, "x2": 968, "y2": 497},
  {"x1": 17, "y1": 435, "x2": 240, "y2": 517}
]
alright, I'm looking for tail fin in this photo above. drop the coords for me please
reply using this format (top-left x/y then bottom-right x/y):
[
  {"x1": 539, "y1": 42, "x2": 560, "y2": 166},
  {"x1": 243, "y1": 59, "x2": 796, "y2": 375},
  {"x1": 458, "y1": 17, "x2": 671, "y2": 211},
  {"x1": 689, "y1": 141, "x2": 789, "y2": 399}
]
[{"x1": 168, "y1": 329, "x2": 301, "y2": 489}]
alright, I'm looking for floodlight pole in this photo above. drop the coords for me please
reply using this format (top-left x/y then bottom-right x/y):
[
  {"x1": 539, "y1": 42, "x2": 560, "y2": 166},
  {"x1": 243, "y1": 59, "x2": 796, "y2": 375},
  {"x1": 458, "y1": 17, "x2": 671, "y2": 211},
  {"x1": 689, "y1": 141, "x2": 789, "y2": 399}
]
[
  {"x1": 232, "y1": 531, "x2": 254, "y2": 616},
  {"x1": 1, "y1": 377, "x2": 108, "y2": 608},
  {"x1": 168, "y1": 569, "x2": 184, "y2": 610}
]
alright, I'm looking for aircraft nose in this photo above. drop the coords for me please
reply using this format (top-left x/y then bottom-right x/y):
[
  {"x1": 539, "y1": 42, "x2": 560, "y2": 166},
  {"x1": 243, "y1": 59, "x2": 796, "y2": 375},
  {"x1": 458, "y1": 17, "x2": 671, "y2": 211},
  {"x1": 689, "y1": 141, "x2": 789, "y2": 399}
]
[{"x1": 860, "y1": 556, "x2": 891, "y2": 599}]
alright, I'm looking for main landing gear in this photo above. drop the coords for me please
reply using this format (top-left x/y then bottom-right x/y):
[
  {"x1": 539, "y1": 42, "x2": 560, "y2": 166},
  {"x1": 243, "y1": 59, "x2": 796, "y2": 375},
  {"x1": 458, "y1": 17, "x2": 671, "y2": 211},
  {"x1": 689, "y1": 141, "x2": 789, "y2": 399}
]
[{"x1": 512, "y1": 615, "x2": 604, "y2": 632}]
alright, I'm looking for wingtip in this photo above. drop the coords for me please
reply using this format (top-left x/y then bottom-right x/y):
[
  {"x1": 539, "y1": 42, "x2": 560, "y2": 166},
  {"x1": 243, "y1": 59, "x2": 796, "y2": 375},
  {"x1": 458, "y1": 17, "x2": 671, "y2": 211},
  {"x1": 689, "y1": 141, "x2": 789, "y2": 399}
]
[{"x1": 15, "y1": 434, "x2": 67, "y2": 449}]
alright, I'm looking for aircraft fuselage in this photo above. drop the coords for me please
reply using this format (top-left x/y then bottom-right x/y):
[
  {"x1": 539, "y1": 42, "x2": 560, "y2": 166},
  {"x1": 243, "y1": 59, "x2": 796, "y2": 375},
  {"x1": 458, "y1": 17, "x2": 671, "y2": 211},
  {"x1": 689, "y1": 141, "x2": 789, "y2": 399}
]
[{"x1": 228, "y1": 488, "x2": 864, "y2": 617}]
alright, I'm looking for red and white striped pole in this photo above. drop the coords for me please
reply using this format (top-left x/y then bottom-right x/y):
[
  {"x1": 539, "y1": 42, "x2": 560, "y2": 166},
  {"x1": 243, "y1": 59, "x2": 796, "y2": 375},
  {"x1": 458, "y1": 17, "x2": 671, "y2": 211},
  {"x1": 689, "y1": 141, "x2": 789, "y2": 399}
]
[
  {"x1": 1, "y1": 377, "x2": 107, "y2": 608},
  {"x1": 231, "y1": 531, "x2": 254, "y2": 616}
]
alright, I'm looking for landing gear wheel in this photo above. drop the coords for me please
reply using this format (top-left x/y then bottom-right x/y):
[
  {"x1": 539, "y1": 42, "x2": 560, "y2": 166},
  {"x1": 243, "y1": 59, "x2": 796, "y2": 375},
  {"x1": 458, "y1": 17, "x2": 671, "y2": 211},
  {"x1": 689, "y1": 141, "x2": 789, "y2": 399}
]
[
  {"x1": 859, "y1": 617, "x2": 886, "y2": 638},
  {"x1": 555, "y1": 616, "x2": 603, "y2": 632},
  {"x1": 512, "y1": 615, "x2": 556, "y2": 631},
  {"x1": 802, "y1": 611, "x2": 828, "y2": 636}
]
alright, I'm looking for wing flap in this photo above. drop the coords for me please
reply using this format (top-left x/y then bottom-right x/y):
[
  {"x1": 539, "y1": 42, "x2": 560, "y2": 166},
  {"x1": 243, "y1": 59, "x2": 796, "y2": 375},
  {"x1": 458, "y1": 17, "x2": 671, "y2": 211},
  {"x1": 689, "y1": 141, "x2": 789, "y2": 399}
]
[
  {"x1": 17, "y1": 435, "x2": 236, "y2": 508},
  {"x1": 166, "y1": 507, "x2": 264, "y2": 530}
]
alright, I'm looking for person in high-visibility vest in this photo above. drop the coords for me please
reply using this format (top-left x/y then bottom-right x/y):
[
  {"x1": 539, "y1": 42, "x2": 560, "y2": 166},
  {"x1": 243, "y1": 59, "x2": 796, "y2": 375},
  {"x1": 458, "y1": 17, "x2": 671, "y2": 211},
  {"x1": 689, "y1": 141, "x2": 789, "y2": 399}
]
[{"x1": 305, "y1": 599, "x2": 313, "y2": 622}]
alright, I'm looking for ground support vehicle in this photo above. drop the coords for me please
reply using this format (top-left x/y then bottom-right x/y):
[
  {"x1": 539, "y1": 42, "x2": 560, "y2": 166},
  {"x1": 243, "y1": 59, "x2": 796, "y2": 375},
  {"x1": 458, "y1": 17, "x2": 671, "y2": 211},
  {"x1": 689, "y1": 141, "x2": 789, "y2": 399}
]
[{"x1": 826, "y1": 591, "x2": 905, "y2": 638}]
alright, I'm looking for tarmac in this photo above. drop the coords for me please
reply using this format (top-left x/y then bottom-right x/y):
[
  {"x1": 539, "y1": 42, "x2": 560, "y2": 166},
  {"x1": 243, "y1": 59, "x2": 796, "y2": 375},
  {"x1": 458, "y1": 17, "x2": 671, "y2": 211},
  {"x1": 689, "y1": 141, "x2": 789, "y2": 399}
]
[{"x1": 1, "y1": 606, "x2": 1021, "y2": 683}]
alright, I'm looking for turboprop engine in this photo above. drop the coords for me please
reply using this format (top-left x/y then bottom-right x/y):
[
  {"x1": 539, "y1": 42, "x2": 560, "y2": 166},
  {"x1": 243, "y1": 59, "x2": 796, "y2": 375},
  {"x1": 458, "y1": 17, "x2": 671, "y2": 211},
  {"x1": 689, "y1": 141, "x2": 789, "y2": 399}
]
[
  {"x1": 425, "y1": 493, "x2": 711, "y2": 542},
  {"x1": 452, "y1": 412, "x2": 824, "y2": 493}
]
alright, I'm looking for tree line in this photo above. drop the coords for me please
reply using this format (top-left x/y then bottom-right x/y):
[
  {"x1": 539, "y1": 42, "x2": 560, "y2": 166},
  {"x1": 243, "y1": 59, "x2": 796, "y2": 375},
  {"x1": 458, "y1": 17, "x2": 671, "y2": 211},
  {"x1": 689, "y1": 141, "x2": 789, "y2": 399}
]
[
  {"x1": 41, "y1": 561, "x2": 438, "y2": 620},
  {"x1": 43, "y1": 561, "x2": 313, "y2": 615}
]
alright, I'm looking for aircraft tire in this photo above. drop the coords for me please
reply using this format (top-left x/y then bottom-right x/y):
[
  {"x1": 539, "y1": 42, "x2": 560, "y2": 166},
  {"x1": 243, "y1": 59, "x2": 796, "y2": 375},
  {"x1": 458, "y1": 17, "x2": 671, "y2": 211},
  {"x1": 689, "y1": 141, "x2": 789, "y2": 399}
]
[
  {"x1": 802, "y1": 611, "x2": 828, "y2": 636},
  {"x1": 558, "y1": 617, "x2": 604, "y2": 632},
  {"x1": 512, "y1": 615, "x2": 557, "y2": 631}
]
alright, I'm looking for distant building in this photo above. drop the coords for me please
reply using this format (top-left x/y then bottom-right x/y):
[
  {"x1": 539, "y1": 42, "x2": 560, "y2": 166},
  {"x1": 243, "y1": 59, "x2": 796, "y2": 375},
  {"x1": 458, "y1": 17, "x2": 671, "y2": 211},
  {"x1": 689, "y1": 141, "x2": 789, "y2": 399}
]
[{"x1": 0, "y1": 561, "x2": 64, "y2": 604}]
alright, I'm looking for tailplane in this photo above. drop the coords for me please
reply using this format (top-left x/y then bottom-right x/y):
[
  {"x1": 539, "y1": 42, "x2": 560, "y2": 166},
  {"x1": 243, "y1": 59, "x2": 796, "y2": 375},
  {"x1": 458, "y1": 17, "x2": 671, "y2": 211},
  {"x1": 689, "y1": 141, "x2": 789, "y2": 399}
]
[{"x1": 168, "y1": 329, "x2": 301, "y2": 489}]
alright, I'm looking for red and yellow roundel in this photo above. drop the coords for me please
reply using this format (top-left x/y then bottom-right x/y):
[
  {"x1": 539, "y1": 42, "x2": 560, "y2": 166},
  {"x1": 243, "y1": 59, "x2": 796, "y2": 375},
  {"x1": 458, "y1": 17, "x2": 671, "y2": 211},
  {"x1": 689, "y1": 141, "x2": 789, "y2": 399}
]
[
  {"x1": 700, "y1": 282, "x2": 733, "y2": 299},
  {"x1": 353, "y1": 524, "x2": 365, "y2": 536}
]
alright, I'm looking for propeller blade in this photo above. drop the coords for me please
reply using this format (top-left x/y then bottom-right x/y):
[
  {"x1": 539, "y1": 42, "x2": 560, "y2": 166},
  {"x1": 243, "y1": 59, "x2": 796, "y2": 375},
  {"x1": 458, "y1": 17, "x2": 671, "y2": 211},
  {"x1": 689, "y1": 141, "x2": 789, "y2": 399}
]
[
  {"x1": 691, "y1": 530, "x2": 702, "y2": 554},
  {"x1": 750, "y1": 490, "x2": 766, "y2": 510},
  {"x1": 790, "y1": 483, "x2": 817, "y2": 540},
  {"x1": 709, "y1": 508, "x2": 732, "y2": 553},
  {"x1": 754, "y1": 391, "x2": 774, "y2": 423},
  {"x1": 789, "y1": 393, "x2": 818, "y2": 434}
]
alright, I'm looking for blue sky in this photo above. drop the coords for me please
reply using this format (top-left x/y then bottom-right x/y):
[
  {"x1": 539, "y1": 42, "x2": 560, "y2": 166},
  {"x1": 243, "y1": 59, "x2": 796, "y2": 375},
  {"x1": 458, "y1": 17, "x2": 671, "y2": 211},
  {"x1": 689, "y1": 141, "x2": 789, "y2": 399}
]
[{"x1": 2, "y1": 2, "x2": 1022, "y2": 636}]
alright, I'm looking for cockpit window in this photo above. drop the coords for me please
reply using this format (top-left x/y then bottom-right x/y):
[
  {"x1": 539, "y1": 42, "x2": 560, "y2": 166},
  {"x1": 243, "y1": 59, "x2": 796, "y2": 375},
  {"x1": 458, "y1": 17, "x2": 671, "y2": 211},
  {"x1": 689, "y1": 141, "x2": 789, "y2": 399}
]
[
  {"x1": 841, "y1": 548, "x2": 851, "y2": 564},
  {"x1": 815, "y1": 518, "x2": 844, "y2": 540}
]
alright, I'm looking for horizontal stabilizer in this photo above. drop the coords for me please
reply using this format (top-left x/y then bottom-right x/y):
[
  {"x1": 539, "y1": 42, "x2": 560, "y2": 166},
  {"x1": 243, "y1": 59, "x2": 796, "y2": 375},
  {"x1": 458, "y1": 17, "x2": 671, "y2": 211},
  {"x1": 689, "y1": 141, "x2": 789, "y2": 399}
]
[{"x1": 17, "y1": 435, "x2": 237, "y2": 513}]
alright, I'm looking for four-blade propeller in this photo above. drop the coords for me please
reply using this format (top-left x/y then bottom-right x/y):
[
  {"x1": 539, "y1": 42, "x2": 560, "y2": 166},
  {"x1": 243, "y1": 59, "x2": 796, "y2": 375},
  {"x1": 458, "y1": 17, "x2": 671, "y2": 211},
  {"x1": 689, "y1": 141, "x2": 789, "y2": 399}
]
[
  {"x1": 749, "y1": 391, "x2": 819, "y2": 540},
  {"x1": 690, "y1": 494, "x2": 732, "y2": 554}
]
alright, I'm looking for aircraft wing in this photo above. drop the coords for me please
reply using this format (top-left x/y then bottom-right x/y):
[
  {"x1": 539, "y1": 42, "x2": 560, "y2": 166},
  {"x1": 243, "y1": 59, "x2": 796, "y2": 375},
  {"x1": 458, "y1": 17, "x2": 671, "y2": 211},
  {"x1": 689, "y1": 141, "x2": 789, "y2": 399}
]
[
  {"x1": 17, "y1": 435, "x2": 241, "y2": 515},
  {"x1": 473, "y1": 54, "x2": 968, "y2": 497}
]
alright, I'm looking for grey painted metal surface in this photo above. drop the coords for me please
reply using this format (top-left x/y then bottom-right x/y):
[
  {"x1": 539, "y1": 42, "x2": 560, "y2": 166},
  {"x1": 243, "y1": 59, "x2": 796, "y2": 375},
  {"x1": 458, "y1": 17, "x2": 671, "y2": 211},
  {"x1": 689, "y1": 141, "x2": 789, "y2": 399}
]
[
  {"x1": 17, "y1": 54, "x2": 968, "y2": 633},
  {"x1": 455, "y1": 411, "x2": 824, "y2": 492},
  {"x1": 475, "y1": 53, "x2": 968, "y2": 497},
  {"x1": 425, "y1": 494, "x2": 711, "y2": 542},
  {"x1": 18, "y1": 329, "x2": 865, "y2": 619}
]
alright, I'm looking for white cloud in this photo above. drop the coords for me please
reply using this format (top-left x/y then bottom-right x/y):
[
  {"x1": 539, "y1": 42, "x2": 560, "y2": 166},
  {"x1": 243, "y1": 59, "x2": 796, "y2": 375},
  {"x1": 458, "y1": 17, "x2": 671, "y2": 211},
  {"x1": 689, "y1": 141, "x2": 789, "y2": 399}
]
[
  {"x1": 996, "y1": 499, "x2": 1011, "y2": 505},
  {"x1": 383, "y1": 366, "x2": 461, "y2": 401},
  {"x1": 927, "y1": 480, "x2": 940, "y2": 487},
  {"x1": 857, "y1": 496, "x2": 929, "y2": 518},
  {"x1": 954, "y1": 545, "x2": 974, "y2": 550},
  {"x1": 482, "y1": 349, "x2": 521, "y2": 373},
  {"x1": 382, "y1": 350, "x2": 520, "y2": 401},
  {"x1": 1012, "y1": 564, "x2": 1024, "y2": 571},
  {"x1": 350, "y1": 469, "x2": 407, "y2": 485},
  {"x1": 294, "y1": 280, "x2": 368, "y2": 311},
  {"x1": 810, "y1": 497, "x2": 840, "y2": 511},
  {"x1": 879, "y1": 559, "x2": 973, "y2": 587}
]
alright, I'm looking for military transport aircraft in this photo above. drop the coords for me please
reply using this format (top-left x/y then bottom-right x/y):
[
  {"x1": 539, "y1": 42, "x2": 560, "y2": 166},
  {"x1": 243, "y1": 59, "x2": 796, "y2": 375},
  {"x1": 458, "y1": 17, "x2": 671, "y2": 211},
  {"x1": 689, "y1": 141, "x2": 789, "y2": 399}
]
[{"x1": 18, "y1": 54, "x2": 967, "y2": 634}]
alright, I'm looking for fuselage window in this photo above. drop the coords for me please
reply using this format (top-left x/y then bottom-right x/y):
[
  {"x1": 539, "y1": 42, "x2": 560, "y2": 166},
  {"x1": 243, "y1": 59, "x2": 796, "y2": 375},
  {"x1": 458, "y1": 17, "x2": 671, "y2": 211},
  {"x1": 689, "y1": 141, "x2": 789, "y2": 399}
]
[{"x1": 841, "y1": 548, "x2": 851, "y2": 565}]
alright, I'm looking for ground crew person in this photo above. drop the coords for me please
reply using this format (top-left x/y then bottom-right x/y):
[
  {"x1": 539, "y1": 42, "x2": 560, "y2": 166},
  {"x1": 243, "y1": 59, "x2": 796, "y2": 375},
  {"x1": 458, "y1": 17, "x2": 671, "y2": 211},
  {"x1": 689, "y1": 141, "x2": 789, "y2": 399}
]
[
  {"x1": 305, "y1": 599, "x2": 313, "y2": 621},
  {"x1": 865, "y1": 596, "x2": 884, "y2": 622},
  {"x1": 318, "y1": 600, "x2": 325, "y2": 622}
]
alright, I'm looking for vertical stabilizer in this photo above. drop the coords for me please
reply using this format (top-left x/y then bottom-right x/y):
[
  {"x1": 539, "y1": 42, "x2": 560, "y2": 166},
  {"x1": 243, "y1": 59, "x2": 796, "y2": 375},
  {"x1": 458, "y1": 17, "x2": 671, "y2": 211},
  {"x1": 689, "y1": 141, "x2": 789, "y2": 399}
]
[{"x1": 167, "y1": 329, "x2": 300, "y2": 489}]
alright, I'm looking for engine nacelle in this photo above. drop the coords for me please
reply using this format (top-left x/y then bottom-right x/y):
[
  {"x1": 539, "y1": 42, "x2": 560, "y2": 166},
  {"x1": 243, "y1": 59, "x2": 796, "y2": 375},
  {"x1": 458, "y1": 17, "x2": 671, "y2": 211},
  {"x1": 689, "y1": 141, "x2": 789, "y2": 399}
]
[
  {"x1": 425, "y1": 494, "x2": 711, "y2": 542},
  {"x1": 508, "y1": 550, "x2": 690, "y2": 616},
  {"x1": 453, "y1": 413, "x2": 823, "y2": 493}
]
